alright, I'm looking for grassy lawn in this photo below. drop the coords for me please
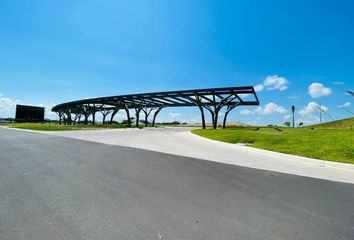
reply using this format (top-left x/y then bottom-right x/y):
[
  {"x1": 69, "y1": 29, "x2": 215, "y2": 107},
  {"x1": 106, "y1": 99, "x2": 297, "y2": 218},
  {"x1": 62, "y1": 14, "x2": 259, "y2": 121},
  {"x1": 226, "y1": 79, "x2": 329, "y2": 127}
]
[
  {"x1": 308, "y1": 116, "x2": 353, "y2": 129},
  {"x1": 192, "y1": 127, "x2": 354, "y2": 164},
  {"x1": 7, "y1": 123, "x2": 133, "y2": 131}
]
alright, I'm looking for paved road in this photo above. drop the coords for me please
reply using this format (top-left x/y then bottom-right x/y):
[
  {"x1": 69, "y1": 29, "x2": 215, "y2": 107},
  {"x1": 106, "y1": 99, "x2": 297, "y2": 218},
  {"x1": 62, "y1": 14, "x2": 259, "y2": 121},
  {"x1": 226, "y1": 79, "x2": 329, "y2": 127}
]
[
  {"x1": 42, "y1": 127, "x2": 354, "y2": 184},
  {"x1": 0, "y1": 127, "x2": 354, "y2": 240}
]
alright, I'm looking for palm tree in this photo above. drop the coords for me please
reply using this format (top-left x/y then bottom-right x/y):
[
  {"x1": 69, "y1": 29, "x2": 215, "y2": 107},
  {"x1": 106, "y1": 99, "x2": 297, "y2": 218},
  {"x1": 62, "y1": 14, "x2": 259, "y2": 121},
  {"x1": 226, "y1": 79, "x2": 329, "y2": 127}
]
[{"x1": 291, "y1": 105, "x2": 295, "y2": 128}]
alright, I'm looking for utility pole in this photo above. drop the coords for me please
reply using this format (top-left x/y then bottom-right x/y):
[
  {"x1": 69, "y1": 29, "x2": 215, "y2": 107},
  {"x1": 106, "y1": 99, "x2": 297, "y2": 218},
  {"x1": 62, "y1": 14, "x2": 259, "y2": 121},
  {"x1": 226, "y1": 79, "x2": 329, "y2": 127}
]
[{"x1": 318, "y1": 105, "x2": 323, "y2": 123}]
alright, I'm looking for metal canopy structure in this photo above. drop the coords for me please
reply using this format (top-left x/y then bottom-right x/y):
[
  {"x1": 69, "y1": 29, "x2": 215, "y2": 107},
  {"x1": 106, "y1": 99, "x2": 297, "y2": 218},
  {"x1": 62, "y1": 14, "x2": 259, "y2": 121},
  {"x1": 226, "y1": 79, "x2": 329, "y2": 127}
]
[{"x1": 51, "y1": 86, "x2": 259, "y2": 129}]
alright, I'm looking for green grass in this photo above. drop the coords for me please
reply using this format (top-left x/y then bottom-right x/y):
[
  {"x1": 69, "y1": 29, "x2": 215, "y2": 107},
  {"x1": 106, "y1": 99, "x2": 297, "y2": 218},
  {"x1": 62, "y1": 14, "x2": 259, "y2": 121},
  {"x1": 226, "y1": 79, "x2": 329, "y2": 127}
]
[
  {"x1": 192, "y1": 127, "x2": 354, "y2": 164},
  {"x1": 7, "y1": 123, "x2": 133, "y2": 131},
  {"x1": 307, "y1": 116, "x2": 354, "y2": 129}
]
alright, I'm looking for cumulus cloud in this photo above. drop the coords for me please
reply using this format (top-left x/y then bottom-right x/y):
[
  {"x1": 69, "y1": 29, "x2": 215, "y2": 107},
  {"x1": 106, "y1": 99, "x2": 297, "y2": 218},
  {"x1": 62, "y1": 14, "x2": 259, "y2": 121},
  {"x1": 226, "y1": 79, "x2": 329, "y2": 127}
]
[
  {"x1": 240, "y1": 109, "x2": 254, "y2": 115},
  {"x1": 338, "y1": 102, "x2": 351, "y2": 108},
  {"x1": 254, "y1": 84, "x2": 264, "y2": 92},
  {"x1": 299, "y1": 102, "x2": 328, "y2": 116},
  {"x1": 188, "y1": 117, "x2": 200, "y2": 124},
  {"x1": 308, "y1": 83, "x2": 331, "y2": 98},
  {"x1": 255, "y1": 75, "x2": 289, "y2": 92},
  {"x1": 36, "y1": 103, "x2": 58, "y2": 119},
  {"x1": 256, "y1": 102, "x2": 287, "y2": 115},
  {"x1": 283, "y1": 114, "x2": 291, "y2": 120},
  {"x1": 287, "y1": 95, "x2": 301, "y2": 100},
  {"x1": 263, "y1": 75, "x2": 289, "y2": 91},
  {"x1": 0, "y1": 94, "x2": 56, "y2": 119},
  {"x1": 240, "y1": 103, "x2": 287, "y2": 115},
  {"x1": 0, "y1": 95, "x2": 23, "y2": 117},
  {"x1": 168, "y1": 112, "x2": 181, "y2": 121}
]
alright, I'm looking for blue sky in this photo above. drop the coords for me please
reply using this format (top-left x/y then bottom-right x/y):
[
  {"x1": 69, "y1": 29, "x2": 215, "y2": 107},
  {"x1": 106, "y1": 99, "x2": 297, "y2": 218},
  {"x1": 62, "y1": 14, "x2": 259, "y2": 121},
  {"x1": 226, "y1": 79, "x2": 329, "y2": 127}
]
[{"x1": 0, "y1": 0, "x2": 353, "y2": 125}]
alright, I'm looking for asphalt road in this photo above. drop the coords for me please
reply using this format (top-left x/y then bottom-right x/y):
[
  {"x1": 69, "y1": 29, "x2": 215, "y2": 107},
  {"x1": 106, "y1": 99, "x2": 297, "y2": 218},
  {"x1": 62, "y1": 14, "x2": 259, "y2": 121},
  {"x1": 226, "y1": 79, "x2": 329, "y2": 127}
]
[
  {"x1": 0, "y1": 127, "x2": 353, "y2": 240},
  {"x1": 43, "y1": 127, "x2": 354, "y2": 184}
]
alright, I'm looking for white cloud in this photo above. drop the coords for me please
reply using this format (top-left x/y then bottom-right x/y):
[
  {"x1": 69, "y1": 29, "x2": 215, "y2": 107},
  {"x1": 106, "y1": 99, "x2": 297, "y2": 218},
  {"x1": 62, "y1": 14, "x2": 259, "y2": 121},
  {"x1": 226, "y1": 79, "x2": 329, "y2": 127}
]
[
  {"x1": 333, "y1": 81, "x2": 344, "y2": 85},
  {"x1": 0, "y1": 96, "x2": 23, "y2": 117},
  {"x1": 34, "y1": 103, "x2": 57, "y2": 119},
  {"x1": 240, "y1": 109, "x2": 254, "y2": 115},
  {"x1": 308, "y1": 83, "x2": 331, "y2": 98},
  {"x1": 299, "y1": 102, "x2": 328, "y2": 116},
  {"x1": 287, "y1": 95, "x2": 301, "y2": 100},
  {"x1": 263, "y1": 75, "x2": 289, "y2": 91},
  {"x1": 188, "y1": 117, "x2": 200, "y2": 124},
  {"x1": 298, "y1": 102, "x2": 330, "y2": 125},
  {"x1": 256, "y1": 102, "x2": 287, "y2": 115},
  {"x1": 338, "y1": 102, "x2": 351, "y2": 108},
  {"x1": 254, "y1": 84, "x2": 264, "y2": 92},
  {"x1": 0, "y1": 94, "x2": 56, "y2": 119},
  {"x1": 168, "y1": 112, "x2": 181, "y2": 121},
  {"x1": 240, "y1": 103, "x2": 287, "y2": 115},
  {"x1": 283, "y1": 114, "x2": 291, "y2": 120},
  {"x1": 254, "y1": 75, "x2": 289, "y2": 92}
]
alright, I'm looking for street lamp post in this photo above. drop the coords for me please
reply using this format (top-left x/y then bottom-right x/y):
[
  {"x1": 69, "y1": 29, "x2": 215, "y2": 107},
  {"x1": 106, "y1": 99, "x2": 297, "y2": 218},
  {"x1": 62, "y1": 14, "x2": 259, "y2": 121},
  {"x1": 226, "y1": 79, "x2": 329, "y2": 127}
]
[{"x1": 291, "y1": 105, "x2": 295, "y2": 128}]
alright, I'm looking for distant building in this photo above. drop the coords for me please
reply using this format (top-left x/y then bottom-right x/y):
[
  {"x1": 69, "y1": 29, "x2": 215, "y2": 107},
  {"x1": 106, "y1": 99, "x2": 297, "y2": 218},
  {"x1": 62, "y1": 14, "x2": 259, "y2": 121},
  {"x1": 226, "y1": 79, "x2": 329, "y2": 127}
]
[{"x1": 15, "y1": 105, "x2": 45, "y2": 123}]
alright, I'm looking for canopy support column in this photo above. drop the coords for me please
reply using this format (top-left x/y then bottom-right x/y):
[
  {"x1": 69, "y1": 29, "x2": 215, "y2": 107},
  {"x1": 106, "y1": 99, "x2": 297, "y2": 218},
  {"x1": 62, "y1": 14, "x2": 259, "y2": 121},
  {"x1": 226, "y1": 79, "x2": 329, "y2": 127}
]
[
  {"x1": 222, "y1": 109, "x2": 231, "y2": 129},
  {"x1": 205, "y1": 108, "x2": 215, "y2": 129},
  {"x1": 56, "y1": 112, "x2": 64, "y2": 125},
  {"x1": 214, "y1": 109, "x2": 220, "y2": 129},
  {"x1": 142, "y1": 107, "x2": 155, "y2": 127},
  {"x1": 89, "y1": 104, "x2": 103, "y2": 125},
  {"x1": 80, "y1": 105, "x2": 91, "y2": 125},
  {"x1": 181, "y1": 94, "x2": 207, "y2": 129},
  {"x1": 101, "y1": 110, "x2": 111, "y2": 124},
  {"x1": 77, "y1": 114, "x2": 82, "y2": 125},
  {"x1": 197, "y1": 105, "x2": 206, "y2": 129},
  {"x1": 109, "y1": 109, "x2": 118, "y2": 124},
  {"x1": 92, "y1": 111, "x2": 96, "y2": 125},
  {"x1": 109, "y1": 110, "x2": 116, "y2": 124},
  {"x1": 152, "y1": 107, "x2": 163, "y2": 127},
  {"x1": 84, "y1": 114, "x2": 89, "y2": 125},
  {"x1": 65, "y1": 112, "x2": 72, "y2": 125},
  {"x1": 200, "y1": 93, "x2": 237, "y2": 129},
  {"x1": 123, "y1": 104, "x2": 131, "y2": 127},
  {"x1": 72, "y1": 113, "x2": 81, "y2": 125},
  {"x1": 135, "y1": 108, "x2": 142, "y2": 127},
  {"x1": 222, "y1": 103, "x2": 240, "y2": 128}
]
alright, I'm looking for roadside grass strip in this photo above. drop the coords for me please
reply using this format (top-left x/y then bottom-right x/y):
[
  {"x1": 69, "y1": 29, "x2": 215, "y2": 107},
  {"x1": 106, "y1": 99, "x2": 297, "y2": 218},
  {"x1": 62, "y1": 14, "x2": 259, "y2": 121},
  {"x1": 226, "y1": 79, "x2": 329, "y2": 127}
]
[{"x1": 192, "y1": 127, "x2": 354, "y2": 164}]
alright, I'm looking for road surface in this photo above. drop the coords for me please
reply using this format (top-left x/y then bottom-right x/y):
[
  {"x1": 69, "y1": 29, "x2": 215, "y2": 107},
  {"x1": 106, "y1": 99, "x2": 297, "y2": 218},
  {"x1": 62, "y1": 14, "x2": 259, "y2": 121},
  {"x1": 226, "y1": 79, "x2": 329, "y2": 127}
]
[
  {"x1": 41, "y1": 127, "x2": 354, "y2": 184},
  {"x1": 0, "y1": 127, "x2": 354, "y2": 240}
]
